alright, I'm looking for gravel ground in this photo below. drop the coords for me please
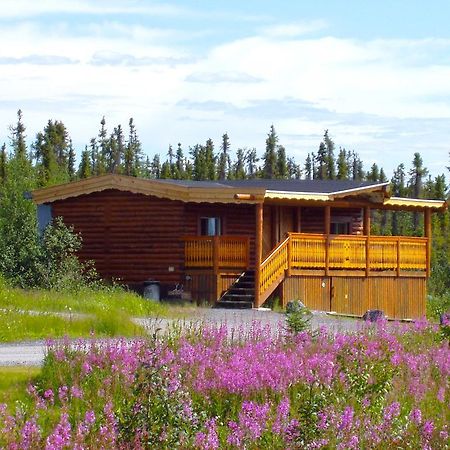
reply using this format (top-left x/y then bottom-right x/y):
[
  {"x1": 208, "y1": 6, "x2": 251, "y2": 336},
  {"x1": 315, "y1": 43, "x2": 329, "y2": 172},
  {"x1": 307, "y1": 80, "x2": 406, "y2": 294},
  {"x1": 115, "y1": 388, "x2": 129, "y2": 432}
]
[{"x1": 0, "y1": 309, "x2": 360, "y2": 366}]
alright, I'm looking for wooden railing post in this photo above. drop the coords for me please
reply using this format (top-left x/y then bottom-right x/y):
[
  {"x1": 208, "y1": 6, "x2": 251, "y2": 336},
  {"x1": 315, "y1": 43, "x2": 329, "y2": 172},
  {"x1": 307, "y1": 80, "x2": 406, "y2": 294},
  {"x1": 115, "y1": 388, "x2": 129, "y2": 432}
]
[
  {"x1": 287, "y1": 234, "x2": 292, "y2": 276},
  {"x1": 424, "y1": 209, "x2": 432, "y2": 277},
  {"x1": 254, "y1": 203, "x2": 263, "y2": 308},
  {"x1": 364, "y1": 206, "x2": 371, "y2": 277},
  {"x1": 325, "y1": 206, "x2": 331, "y2": 276},
  {"x1": 213, "y1": 236, "x2": 219, "y2": 274}
]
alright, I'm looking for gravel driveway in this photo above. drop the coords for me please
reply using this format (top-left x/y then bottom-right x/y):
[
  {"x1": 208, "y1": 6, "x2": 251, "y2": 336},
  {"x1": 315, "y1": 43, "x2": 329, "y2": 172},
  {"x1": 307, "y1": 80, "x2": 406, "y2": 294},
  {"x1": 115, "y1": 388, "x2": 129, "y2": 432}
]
[{"x1": 0, "y1": 309, "x2": 359, "y2": 366}]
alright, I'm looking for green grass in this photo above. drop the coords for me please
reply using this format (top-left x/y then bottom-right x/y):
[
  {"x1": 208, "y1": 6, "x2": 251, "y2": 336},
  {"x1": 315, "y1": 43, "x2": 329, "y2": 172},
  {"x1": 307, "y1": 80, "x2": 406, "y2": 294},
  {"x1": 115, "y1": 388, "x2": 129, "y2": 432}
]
[
  {"x1": 0, "y1": 278, "x2": 198, "y2": 342},
  {"x1": 0, "y1": 366, "x2": 41, "y2": 406}
]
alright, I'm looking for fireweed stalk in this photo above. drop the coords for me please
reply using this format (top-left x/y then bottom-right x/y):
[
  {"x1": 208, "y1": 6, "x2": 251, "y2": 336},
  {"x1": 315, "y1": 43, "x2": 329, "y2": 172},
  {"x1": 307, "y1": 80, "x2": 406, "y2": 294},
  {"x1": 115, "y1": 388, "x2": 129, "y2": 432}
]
[{"x1": 0, "y1": 319, "x2": 448, "y2": 449}]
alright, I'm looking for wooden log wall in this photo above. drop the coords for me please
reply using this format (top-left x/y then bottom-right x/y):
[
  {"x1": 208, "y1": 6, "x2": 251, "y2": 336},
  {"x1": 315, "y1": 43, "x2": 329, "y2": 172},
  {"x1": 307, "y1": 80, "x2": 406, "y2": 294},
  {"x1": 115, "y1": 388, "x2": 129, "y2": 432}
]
[
  {"x1": 281, "y1": 275, "x2": 426, "y2": 319},
  {"x1": 300, "y1": 207, "x2": 362, "y2": 234},
  {"x1": 52, "y1": 190, "x2": 186, "y2": 286},
  {"x1": 52, "y1": 190, "x2": 257, "y2": 291}
]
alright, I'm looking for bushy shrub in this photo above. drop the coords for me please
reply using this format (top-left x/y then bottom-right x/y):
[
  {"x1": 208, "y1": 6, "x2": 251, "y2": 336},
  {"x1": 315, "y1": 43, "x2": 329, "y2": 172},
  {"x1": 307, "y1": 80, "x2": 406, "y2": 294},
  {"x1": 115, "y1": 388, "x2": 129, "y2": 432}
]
[{"x1": 35, "y1": 217, "x2": 99, "y2": 291}]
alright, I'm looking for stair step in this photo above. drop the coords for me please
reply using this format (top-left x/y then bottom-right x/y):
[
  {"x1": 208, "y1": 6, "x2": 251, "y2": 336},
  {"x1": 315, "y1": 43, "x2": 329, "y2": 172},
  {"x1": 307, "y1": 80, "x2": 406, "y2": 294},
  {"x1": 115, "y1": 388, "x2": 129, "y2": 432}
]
[
  {"x1": 215, "y1": 300, "x2": 253, "y2": 309},
  {"x1": 228, "y1": 287, "x2": 255, "y2": 293}
]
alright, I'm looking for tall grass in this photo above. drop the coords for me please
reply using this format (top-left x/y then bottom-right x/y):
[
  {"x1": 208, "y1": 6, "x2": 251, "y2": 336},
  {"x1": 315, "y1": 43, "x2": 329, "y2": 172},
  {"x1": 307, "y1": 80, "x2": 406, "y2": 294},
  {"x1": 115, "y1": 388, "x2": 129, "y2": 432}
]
[{"x1": 0, "y1": 277, "x2": 181, "y2": 342}]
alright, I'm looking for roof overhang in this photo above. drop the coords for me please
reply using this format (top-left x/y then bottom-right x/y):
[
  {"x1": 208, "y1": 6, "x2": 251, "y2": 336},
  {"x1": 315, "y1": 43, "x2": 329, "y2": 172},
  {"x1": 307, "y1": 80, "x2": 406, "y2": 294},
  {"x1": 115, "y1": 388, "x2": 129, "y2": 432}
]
[
  {"x1": 264, "y1": 182, "x2": 391, "y2": 204},
  {"x1": 31, "y1": 174, "x2": 265, "y2": 205},
  {"x1": 31, "y1": 175, "x2": 447, "y2": 212},
  {"x1": 383, "y1": 197, "x2": 447, "y2": 212}
]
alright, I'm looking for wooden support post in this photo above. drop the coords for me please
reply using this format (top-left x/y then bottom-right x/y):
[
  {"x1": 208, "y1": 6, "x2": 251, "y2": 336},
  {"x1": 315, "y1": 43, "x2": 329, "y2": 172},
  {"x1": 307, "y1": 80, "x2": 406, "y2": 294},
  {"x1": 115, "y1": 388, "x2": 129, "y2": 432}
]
[
  {"x1": 424, "y1": 209, "x2": 432, "y2": 277},
  {"x1": 325, "y1": 206, "x2": 331, "y2": 276},
  {"x1": 213, "y1": 236, "x2": 219, "y2": 275},
  {"x1": 254, "y1": 203, "x2": 263, "y2": 308},
  {"x1": 396, "y1": 237, "x2": 401, "y2": 277},
  {"x1": 294, "y1": 207, "x2": 302, "y2": 232},
  {"x1": 364, "y1": 206, "x2": 371, "y2": 277}
]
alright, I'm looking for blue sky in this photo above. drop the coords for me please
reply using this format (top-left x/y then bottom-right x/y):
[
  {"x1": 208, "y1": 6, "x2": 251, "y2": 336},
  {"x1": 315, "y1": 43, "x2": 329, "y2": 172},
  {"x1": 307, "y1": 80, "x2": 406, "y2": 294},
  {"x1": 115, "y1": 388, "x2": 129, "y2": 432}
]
[{"x1": 1, "y1": 0, "x2": 450, "y2": 177}]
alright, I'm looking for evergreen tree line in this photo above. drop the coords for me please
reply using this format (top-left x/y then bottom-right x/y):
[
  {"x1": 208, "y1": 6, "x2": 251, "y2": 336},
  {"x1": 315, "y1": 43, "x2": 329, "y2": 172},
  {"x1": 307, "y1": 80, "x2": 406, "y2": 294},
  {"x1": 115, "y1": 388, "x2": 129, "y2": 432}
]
[{"x1": 0, "y1": 110, "x2": 449, "y2": 295}]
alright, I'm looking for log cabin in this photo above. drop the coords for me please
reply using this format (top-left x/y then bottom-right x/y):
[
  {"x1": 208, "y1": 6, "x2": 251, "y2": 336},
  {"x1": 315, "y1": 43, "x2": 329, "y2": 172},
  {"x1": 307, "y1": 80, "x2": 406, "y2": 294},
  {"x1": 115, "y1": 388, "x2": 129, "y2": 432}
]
[{"x1": 31, "y1": 174, "x2": 447, "y2": 319}]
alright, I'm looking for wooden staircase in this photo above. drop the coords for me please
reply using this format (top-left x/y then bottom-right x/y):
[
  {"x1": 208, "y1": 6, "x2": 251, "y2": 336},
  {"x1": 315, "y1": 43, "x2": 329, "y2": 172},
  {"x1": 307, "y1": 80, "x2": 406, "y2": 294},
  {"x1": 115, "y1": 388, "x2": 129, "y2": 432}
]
[{"x1": 215, "y1": 270, "x2": 255, "y2": 309}]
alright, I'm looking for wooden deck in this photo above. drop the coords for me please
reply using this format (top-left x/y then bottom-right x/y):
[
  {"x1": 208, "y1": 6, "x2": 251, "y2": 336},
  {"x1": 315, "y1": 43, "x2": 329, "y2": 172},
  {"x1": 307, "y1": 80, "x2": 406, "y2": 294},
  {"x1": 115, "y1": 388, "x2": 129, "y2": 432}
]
[{"x1": 184, "y1": 233, "x2": 429, "y2": 310}]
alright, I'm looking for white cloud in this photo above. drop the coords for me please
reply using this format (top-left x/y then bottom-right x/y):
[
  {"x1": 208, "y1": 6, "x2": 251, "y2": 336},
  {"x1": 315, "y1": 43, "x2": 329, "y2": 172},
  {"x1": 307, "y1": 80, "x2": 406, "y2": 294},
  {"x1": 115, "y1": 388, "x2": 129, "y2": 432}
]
[
  {"x1": 0, "y1": 0, "x2": 185, "y2": 18},
  {"x1": 1, "y1": 15, "x2": 450, "y2": 175},
  {"x1": 263, "y1": 20, "x2": 328, "y2": 38}
]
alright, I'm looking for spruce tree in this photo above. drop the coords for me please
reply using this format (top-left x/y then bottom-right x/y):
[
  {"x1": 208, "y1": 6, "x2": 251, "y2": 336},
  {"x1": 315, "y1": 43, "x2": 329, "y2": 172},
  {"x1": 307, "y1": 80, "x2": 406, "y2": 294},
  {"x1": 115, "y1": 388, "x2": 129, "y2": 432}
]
[
  {"x1": 276, "y1": 145, "x2": 289, "y2": 179},
  {"x1": 262, "y1": 125, "x2": 278, "y2": 179},
  {"x1": 324, "y1": 130, "x2": 336, "y2": 179},
  {"x1": 366, "y1": 163, "x2": 380, "y2": 182},
  {"x1": 204, "y1": 138, "x2": 216, "y2": 180},
  {"x1": 408, "y1": 152, "x2": 428, "y2": 234},
  {"x1": 233, "y1": 148, "x2": 246, "y2": 179},
  {"x1": 67, "y1": 139, "x2": 76, "y2": 180},
  {"x1": 98, "y1": 116, "x2": 108, "y2": 174},
  {"x1": 336, "y1": 148, "x2": 349, "y2": 180},
  {"x1": 315, "y1": 142, "x2": 327, "y2": 180},
  {"x1": 78, "y1": 147, "x2": 92, "y2": 179},
  {"x1": 245, "y1": 148, "x2": 259, "y2": 179},
  {"x1": 217, "y1": 133, "x2": 230, "y2": 180},
  {"x1": 287, "y1": 157, "x2": 301, "y2": 179},
  {"x1": 304, "y1": 153, "x2": 313, "y2": 180},
  {"x1": 9, "y1": 109, "x2": 27, "y2": 160},
  {"x1": 151, "y1": 154, "x2": 161, "y2": 178},
  {"x1": 175, "y1": 143, "x2": 185, "y2": 179}
]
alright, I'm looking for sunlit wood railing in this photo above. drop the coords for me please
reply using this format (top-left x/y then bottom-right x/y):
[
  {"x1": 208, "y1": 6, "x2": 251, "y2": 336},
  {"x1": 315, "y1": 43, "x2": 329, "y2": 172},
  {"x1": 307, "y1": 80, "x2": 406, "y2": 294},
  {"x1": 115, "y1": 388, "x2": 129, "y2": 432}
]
[
  {"x1": 255, "y1": 232, "x2": 428, "y2": 307},
  {"x1": 289, "y1": 233, "x2": 428, "y2": 273},
  {"x1": 260, "y1": 237, "x2": 289, "y2": 295},
  {"x1": 183, "y1": 236, "x2": 249, "y2": 271}
]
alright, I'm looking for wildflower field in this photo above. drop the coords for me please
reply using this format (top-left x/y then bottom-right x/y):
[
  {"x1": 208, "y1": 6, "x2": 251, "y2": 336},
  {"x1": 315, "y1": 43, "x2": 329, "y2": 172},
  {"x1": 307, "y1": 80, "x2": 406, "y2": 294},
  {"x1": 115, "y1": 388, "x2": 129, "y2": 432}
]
[{"x1": 0, "y1": 319, "x2": 448, "y2": 449}]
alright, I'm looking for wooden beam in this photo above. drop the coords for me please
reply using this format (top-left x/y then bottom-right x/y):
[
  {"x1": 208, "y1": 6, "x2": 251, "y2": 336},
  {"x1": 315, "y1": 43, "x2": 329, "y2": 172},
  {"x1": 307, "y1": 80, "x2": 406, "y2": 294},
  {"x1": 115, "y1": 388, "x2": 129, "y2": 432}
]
[
  {"x1": 364, "y1": 206, "x2": 371, "y2": 277},
  {"x1": 424, "y1": 209, "x2": 432, "y2": 277},
  {"x1": 325, "y1": 206, "x2": 331, "y2": 276},
  {"x1": 295, "y1": 207, "x2": 302, "y2": 232},
  {"x1": 254, "y1": 203, "x2": 264, "y2": 307}
]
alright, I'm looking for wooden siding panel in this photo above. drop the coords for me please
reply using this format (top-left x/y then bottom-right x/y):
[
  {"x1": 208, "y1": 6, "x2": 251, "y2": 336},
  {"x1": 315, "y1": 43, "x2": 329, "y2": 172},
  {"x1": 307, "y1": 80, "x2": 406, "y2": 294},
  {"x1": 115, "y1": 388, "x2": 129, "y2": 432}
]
[
  {"x1": 281, "y1": 276, "x2": 330, "y2": 311},
  {"x1": 283, "y1": 275, "x2": 426, "y2": 320}
]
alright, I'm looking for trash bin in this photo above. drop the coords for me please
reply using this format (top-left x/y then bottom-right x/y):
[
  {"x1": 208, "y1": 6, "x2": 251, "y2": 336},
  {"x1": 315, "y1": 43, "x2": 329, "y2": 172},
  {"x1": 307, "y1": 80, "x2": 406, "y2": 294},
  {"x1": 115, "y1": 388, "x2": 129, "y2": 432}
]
[{"x1": 143, "y1": 280, "x2": 160, "y2": 301}]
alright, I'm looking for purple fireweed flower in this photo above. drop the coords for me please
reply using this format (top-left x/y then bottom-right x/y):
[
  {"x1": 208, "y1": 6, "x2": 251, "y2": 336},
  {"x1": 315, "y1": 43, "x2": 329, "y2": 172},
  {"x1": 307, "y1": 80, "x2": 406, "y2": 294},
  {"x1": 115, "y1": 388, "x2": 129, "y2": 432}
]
[
  {"x1": 383, "y1": 401, "x2": 401, "y2": 422},
  {"x1": 58, "y1": 386, "x2": 68, "y2": 403},
  {"x1": 20, "y1": 417, "x2": 41, "y2": 449},
  {"x1": 272, "y1": 397, "x2": 290, "y2": 434},
  {"x1": 338, "y1": 406, "x2": 354, "y2": 432},
  {"x1": 70, "y1": 385, "x2": 83, "y2": 399},
  {"x1": 43, "y1": 389, "x2": 54, "y2": 404},
  {"x1": 45, "y1": 413, "x2": 71, "y2": 450},
  {"x1": 410, "y1": 408, "x2": 422, "y2": 425},
  {"x1": 422, "y1": 420, "x2": 434, "y2": 438}
]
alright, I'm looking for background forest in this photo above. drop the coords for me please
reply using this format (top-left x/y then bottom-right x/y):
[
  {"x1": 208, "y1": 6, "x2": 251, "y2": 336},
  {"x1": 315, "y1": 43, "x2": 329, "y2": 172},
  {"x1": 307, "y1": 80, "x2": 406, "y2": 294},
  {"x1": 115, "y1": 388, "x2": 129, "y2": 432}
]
[{"x1": 0, "y1": 110, "x2": 449, "y2": 312}]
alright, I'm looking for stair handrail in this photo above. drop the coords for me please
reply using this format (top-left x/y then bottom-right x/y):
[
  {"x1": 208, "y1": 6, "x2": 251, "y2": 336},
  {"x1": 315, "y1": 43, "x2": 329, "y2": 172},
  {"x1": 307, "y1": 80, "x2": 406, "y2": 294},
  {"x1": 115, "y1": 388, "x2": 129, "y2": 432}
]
[{"x1": 256, "y1": 236, "x2": 290, "y2": 307}]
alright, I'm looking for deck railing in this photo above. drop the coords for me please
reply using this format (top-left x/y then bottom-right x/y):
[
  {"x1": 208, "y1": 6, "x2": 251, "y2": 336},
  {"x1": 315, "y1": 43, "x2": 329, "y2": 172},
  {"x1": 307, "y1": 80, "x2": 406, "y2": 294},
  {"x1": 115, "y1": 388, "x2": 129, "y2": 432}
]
[
  {"x1": 288, "y1": 233, "x2": 428, "y2": 272},
  {"x1": 183, "y1": 236, "x2": 249, "y2": 271},
  {"x1": 260, "y1": 237, "x2": 289, "y2": 294},
  {"x1": 255, "y1": 232, "x2": 428, "y2": 307}
]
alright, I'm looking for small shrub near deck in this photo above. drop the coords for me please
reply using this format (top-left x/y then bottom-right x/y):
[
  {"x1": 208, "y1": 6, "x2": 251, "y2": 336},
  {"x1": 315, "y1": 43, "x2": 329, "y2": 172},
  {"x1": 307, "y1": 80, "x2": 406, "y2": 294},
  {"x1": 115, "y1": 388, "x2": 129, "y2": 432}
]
[{"x1": 0, "y1": 320, "x2": 448, "y2": 448}]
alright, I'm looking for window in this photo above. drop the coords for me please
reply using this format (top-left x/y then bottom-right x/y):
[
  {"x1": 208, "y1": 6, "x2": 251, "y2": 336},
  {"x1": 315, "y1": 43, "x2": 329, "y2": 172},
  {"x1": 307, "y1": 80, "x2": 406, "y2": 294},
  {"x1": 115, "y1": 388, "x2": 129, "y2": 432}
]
[
  {"x1": 331, "y1": 222, "x2": 350, "y2": 235},
  {"x1": 200, "y1": 217, "x2": 221, "y2": 236}
]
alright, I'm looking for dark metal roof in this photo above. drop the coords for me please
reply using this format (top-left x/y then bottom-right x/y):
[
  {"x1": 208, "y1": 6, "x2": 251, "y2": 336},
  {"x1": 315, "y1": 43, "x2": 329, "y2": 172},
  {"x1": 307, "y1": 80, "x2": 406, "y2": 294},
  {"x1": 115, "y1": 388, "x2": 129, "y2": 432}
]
[{"x1": 155, "y1": 178, "x2": 385, "y2": 193}]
